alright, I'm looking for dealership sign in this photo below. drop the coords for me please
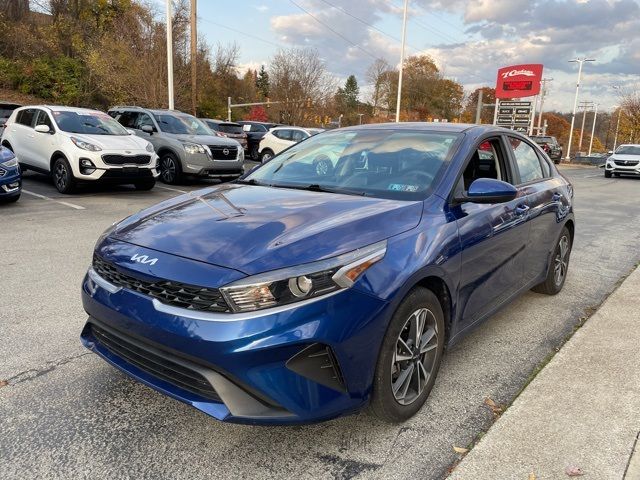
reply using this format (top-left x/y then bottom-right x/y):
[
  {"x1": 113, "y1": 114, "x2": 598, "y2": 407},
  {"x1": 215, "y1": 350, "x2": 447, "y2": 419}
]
[
  {"x1": 495, "y1": 100, "x2": 533, "y2": 133},
  {"x1": 495, "y1": 64, "x2": 543, "y2": 99}
]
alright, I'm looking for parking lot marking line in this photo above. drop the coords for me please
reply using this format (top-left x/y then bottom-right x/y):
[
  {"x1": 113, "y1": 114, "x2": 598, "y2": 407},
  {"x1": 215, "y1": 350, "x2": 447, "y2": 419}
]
[
  {"x1": 22, "y1": 189, "x2": 86, "y2": 210},
  {"x1": 155, "y1": 185, "x2": 188, "y2": 194}
]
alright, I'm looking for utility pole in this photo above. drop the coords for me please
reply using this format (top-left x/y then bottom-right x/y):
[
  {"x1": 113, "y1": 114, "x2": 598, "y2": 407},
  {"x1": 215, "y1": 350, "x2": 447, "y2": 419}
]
[
  {"x1": 588, "y1": 103, "x2": 599, "y2": 156},
  {"x1": 395, "y1": 0, "x2": 409, "y2": 123},
  {"x1": 475, "y1": 89, "x2": 483, "y2": 124},
  {"x1": 190, "y1": 0, "x2": 197, "y2": 116},
  {"x1": 166, "y1": 0, "x2": 174, "y2": 110},
  {"x1": 537, "y1": 78, "x2": 552, "y2": 133},
  {"x1": 613, "y1": 107, "x2": 622, "y2": 150},
  {"x1": 578, "y1": 101, "x2": 593, "y2": 152},
  {"x1": 565, "y1": 58, "x2": 595, "y2": 162}
]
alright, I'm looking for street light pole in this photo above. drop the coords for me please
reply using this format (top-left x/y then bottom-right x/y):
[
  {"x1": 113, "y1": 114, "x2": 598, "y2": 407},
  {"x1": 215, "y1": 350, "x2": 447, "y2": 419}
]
[
  {"x1": 395, "y1": 0, "x2": 409, "y2": 123},
  {"x1": 166, "y1": 0, "x2": 174, "y2": 110},
  {"x1": 565, "y1": 58, "x2": 595, "y2": 162},
  {"x1": 537, "y1": 78, "x2": 552, "y2": 133},
  {"x1": 588, "y1": 103, "x2": 598, "y2": 156},
  {"x1": 614, "y1": 107, "x2": 622, "y2": 150},
  {"x1": 578, "y1": 101, "x2": 593, "y2": 153}
]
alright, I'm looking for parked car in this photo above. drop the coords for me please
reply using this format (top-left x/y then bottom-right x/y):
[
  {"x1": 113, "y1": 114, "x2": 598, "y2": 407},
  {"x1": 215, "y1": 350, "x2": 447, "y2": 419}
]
[
  {"x1": 81, "y1": 123, "x2": 574, "y2": 424},
  {"x1": 109, "y1": 107, "x2": 244, "y2": 184},
  {"x1": 1, "y1": 106, "x2": 158, "y2": 194},
  {"x1": 258, "y1": 126, "x2": 324, "y2": 162},
  {"x1": 0, "y1": 102, "x2": 21, "y2": 135},
  {"x1": 0, "y1": 145, "x2": 21, "y2": 203},
  {"x1": 530, "y1": 135, "x2": 562, "y2": 163},
  {"x1": 604, "y1": 144, "x2": 640, "y2": 178},
  {"x1": 201, "y1": 119, "x2": 248, "y2": 151},
  {"x1": 236, "y1": 121, "x2": 281, "y2": 161}
]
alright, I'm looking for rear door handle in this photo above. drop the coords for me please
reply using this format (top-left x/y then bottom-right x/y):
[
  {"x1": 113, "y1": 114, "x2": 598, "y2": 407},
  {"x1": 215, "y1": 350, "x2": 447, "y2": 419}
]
[{"x1": 515, "y1": 204, "x2": 530, "y2": 216}]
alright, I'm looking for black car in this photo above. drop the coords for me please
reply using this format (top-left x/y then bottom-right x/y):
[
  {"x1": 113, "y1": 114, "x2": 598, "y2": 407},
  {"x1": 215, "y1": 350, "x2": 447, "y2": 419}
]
[
  {"x1": 530, "y1": 135, "x2": 563, "y2": 163},
  {"x1": 236, "y1": 121, "x2": 282, "y2": 160},
  {"x1": 0, "y1": 102, "x2": 21, "y2": 134},
  {"x1": 201, "y1": 119, "x2": 248, "y2": 151}
]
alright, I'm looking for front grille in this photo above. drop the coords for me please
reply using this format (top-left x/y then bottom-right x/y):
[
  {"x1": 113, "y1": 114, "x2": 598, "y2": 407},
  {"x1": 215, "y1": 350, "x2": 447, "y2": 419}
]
[
  {"x1": 208, "y1": 146, "x2": 238, "y2": 160},
  {"x1": 93, "y1": 255, "x2": 230, "y2": 313},
  {"x1": 614, "y1": 160, "x2": 639, "y2": 167},
  {"x1": 102, "y1": 154, "x2": 151, "y2": 165},
  {"x1": 89, "y1": 323, "x2": 221, "y2": 401}
]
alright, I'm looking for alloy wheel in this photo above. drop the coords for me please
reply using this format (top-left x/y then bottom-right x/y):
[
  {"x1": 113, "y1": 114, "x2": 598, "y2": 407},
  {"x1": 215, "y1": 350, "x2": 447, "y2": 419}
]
[
  {"x1": 161, "y1": 157, "x2": 176, "y2": 183},
  {"x1": 262, "y1": 153, "x2": 272, "y2": 162},
  {"x1": 391, "y1": 307, "x2": 439, "y2": 405},
  {"x1": 554, "y1": 235, "x2": 570, "y2": 286},
  {"x1": 54, "y1": 162, "x2": 67, "y2": 191},
  {"x1": 316, "y1": 160, "x2": 330, "y2": 176}
]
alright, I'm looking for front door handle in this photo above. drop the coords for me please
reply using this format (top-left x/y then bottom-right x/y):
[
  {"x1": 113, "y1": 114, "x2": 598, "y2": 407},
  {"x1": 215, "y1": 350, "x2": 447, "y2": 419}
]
[{"x1": 515, "y1": 204, "x2": 530, "y2": 216}]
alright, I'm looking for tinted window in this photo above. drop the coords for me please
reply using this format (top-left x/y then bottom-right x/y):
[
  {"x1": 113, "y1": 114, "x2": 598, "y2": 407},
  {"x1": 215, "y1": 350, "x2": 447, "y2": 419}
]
[
  {"x1": 116, "y1": 111, "x2": 139, "y2": 129},
  {"x1": 53, "y1": 111, "x2": 130, "y2": 135},
  {"x1": 0, "y1": 104, "x2": 19, "y2": 120},
  {"x1": 16, "y1": 109, "x2": 36, "y2": 127},
  {"x1": 291, "y1": 130, "x2": 307, "y2": 142},
  {"x1": 510, "y1": 137, "x2": 544, "y2": 183},
  {"x1": 247, "y1": 129, "x2": 459, "y2": 200},
  {"x1": 35, "y1": 110, "x2": 54, "y2": 130},
  {"x1": 615, "y1": 145, "x2": 640, "y2": 155},
  {"x1": 136, "y1": 113, "x2": 155, "y2": 130},
  {"x1": 539, "y1": 154, "x2": 551, "y2": 177},
  {"x1": 218, "y1": 124, "x2": 243, "y2": 134},
  {"x1": 206, "y1": 121, "x2": 221, "y2": 131},
  {"x1": 274, "y1": 129, "x2": 293, "y2": 141}
]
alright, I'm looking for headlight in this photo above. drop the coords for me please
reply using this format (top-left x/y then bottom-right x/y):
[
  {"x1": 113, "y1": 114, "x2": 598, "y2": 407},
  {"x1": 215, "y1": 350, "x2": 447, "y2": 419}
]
[
  {"x1": 71, "y1": 137, "x2": 102, "y2": 152},
  {"x1": 1, "y1": 156, "x2": 18, "y2": 168},
  {"x1": 182, "y1": 142, "x2": 206, "y2": 155},
  {"x1": 238, "y1": 148, "x2": 244, "y2": 160},
  {"x1": 220, "y1": 241, "x2": 387, "y2": 312},
  {"x1": 146, "y1": 142, "x2": 154, "y2": 153}
]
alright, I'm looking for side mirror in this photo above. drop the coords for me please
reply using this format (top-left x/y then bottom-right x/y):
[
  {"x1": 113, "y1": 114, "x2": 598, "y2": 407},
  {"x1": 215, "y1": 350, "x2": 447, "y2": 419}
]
[
  {"x1": 35, "y1": 124, "x2": 51, "y2": 134},
  {"x1": 141, "y1": 125, "x2": 154, "y2": 134},
  {"x1": 459, "y1": 178, "x2": 518, "y2": 204},
  {"x1": 607, "y1": 150, "x2": 613, "y2": 155}
]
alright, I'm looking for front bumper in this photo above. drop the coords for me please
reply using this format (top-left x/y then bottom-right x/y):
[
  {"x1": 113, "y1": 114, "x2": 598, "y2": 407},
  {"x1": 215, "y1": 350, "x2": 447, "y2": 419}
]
[
  {"x1": 67, "y1": 150, "x2": 159, "y2": 183},
  {"x1": 80, "y1": 258, "x2": 390, "y2": 424},
  {"x1": 0, "y1": 168, "x2": 21, "y2": 197},
  {"x1": 605, "y1": 162, "x2": 640, "y2": 176}
]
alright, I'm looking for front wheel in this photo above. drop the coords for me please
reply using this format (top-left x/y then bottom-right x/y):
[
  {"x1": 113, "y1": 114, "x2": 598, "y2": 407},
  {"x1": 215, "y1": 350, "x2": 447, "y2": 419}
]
[
  {"x1": 52, "y1": 157, "x2": 76, "y2": 194},
  {"x1": 370, "y1": 287, "x2": 445, "y2": 423},
  {"x1": 159, "y1": 153, "x2": 182, "y2": 185},
  {"x1": 260, "y1": 149, "x2": 274, "y2": 163},
  {"x1": 532, "y1": 226, "x2": 572, "y2": 295},
  {"x1": 604, "y1": 170, "x2": 612, "y2": 178}
]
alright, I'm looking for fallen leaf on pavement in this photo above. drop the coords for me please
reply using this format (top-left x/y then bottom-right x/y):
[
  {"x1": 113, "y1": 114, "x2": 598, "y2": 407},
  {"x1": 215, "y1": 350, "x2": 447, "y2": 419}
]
[
  {"x1": 565, "y1": 466, "x2": 584, "y2": 476},
  {"x1": 0, "y1": 380, "x2": 8, "y2": 388},
  {"x1": 484, "y1": 397, "x2": 504, "y2": 416},
  {"x1": 529, "y1": 473, "x2": 536, "y2": 480},
  {"x1": 453, "y1": 446, "x2": 468, "y2": 454}
]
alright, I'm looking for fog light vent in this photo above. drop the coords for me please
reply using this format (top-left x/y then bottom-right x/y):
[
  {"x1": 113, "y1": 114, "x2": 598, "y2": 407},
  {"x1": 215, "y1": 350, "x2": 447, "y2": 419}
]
[{"x1": 286, "y1": 343, "x2": 346, "y2": 393}]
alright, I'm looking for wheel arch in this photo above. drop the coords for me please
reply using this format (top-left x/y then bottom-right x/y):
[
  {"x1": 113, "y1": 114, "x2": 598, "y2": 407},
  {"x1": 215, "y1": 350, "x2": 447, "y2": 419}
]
[
  {"x1": 50, "y1": 150, "x2": 69, "y2": 171},
  {"x1": 564, "y1": 218, "x2": 575, "y2": 246},
  {"x1": 414, "y1": 276, "x2": 453, "y2": 345},
  {"x1": 1, "y1": 140, "x2": 13, "y2": 150},
  {"x1": 157, "y1": 146, "x2": 180, "y2": 159}
]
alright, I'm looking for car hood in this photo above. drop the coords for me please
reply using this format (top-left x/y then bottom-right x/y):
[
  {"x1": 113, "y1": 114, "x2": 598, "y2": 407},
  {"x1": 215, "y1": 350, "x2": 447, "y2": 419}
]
[
  {"x1": 111, "y1": 184, "x2": 423, "y2": 275},
  {"x1": 165, "y1": 133, "x2": 240, "y2": 146},
  {"x1": 70, "y1": 134, "x2": 149, "y2": 151}
]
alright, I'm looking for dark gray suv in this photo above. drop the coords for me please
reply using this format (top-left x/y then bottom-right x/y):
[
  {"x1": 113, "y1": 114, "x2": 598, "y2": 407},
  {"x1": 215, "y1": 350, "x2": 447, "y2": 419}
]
[{"x1": 108, "y1": 106, "x2": 244, "y2": 184}]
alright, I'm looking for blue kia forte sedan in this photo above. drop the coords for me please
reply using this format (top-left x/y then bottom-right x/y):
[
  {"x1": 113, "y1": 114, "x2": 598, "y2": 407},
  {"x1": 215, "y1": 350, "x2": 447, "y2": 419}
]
[
  {"x1": 81, "y1": 123, "x2": 574, "y2": 424},
  {"x1": 0, "y1": 145, "x2": 21, "y2": 203}
]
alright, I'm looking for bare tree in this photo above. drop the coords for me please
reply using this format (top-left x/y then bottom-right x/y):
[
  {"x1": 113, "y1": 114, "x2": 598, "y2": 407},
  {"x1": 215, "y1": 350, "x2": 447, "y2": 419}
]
[
  {"x1": 269, "y1": 47, "x2": 335, "y2": 125},
  {"x1": 366, "y1": 58, "x2": 391, "y2": 115},
  {"x1": 620, "y1": 85, "x2": 640, "y2": 142}
]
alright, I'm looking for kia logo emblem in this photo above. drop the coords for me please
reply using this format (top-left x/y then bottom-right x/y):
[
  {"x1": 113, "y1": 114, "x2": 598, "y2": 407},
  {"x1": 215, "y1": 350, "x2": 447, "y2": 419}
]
[{"x1": 223, "y1": 148, "x2": 229, "y2": 156}]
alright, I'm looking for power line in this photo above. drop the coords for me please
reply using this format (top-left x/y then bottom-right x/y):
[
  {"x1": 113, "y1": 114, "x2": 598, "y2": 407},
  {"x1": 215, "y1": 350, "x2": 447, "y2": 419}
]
[{"x1": 199, "y1": 18, "x2": 285, "y2": 49}]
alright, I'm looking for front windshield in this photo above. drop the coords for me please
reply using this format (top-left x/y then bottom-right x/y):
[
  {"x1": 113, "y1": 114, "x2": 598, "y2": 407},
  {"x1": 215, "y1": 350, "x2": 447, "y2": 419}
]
[
  {"x1": 246, "y1": 129, "x2": 460, "y2": 200},
  {"x1": 615, "y1": 145, "x2": 640, "y2": 155},
  {"x1": 53, "y1": 111, "x2": 129, "y2": 135},
  {"x1": 154, "y1": 113, "x2": 211, "y2": 135}
]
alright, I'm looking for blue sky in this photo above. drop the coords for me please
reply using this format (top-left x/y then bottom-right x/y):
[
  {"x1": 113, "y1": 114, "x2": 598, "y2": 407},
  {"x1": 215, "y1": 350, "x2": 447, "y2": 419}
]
[{"x1": 151, "y1": 0, "x2": 640, "y2": 113}]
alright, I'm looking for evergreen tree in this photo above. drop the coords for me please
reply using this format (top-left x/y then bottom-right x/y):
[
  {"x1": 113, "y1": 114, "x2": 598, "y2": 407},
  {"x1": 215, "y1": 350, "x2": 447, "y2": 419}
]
[
  {"x1": 256, "y1": 65, "x2": 270, "y2": 98},
  {"x1": 343, "y1": 75, "x2": 359, "y2": 109}
]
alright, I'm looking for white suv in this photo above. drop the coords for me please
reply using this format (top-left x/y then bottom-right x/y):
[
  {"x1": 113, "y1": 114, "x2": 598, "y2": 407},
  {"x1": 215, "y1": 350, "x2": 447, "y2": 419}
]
[
  {"x1": 604, "y1": 144, "x2": 640, "y2": 178},
  {"x1": 259, "y1": 126, "x2": 324, "y2": 162},
  {"x1": 1, "y1": 106, "x2": 158, "y2": 193}
]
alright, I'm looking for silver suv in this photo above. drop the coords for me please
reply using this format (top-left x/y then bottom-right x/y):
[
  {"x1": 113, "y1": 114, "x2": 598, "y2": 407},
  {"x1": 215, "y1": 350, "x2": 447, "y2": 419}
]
[{"x1": 108, "y1": 106, "x2": 244, "y2": 184}]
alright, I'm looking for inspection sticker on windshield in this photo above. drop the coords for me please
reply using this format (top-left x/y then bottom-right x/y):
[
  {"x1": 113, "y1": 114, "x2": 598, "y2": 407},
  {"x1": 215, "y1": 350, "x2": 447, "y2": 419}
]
[{"x1": 388, "y1": 184, "x2": 419, "y2": 192}]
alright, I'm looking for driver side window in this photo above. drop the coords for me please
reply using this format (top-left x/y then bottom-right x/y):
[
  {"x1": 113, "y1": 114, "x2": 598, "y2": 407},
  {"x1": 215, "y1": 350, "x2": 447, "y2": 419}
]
[
  {"x1": 460, "y1": 138, "x2": 510, "y2": 192},
  {"x1": 136, "y1": 113, "x2": 155, "y2": 131}
]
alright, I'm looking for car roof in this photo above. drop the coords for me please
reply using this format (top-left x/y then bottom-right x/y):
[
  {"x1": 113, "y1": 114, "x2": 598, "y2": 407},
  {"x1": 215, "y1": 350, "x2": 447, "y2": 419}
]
[
  {"x1": 202, "y1": 118, "x2": 240, "y2": 125},
  {"x1": 19, "y1": 105, "x2": 106, "y2": 115}
]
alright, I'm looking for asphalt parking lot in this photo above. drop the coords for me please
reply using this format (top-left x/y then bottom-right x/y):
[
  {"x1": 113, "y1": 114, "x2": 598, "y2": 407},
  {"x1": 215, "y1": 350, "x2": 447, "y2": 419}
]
[{"x1": 1, "y1": 165, "x2": 639, "y2": 480}]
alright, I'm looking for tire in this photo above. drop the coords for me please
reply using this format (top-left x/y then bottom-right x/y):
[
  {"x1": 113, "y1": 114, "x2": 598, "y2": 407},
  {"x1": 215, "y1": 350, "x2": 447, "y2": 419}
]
[
  {"x1": 260, "y1": 149, "x2": 274, "y2": 163},
  {"x1": 134, "y1": 179, "x2": 156, "y2": 191},
  {"x1": 159, "y1": 153, "x2": 182, "y2": 185},
  {"x1": 532, "y1": 226, "x2": 572, "y2": 295},
  {"x1": 370, "y1": 287, "x2": 445, "y2": 423},
  {"x1": 604, "y1": 170, "x2": 612, "y2": 178},
  {"x1": 250, "y1": 145, "x2": 260, "y2": 161},
  {"x1": 52, "y1": 157, "x2": 76, "y2": 194}
]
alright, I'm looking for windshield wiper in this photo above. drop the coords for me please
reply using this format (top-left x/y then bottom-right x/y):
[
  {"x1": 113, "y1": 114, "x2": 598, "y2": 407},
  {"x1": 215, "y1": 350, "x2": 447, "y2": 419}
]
[
  {"x1": 270, "y1": 183, "x2": 368, "y2": 196},
  {"x1": 233, "y1": 178, "x2": 268, "y2": 186}
]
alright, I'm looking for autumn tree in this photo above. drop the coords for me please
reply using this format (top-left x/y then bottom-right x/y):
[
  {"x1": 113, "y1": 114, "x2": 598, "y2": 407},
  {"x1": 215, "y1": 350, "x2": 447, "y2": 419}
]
[
  {"x1": 461, "y1": 87, "x2": 496, "y2": 124},
  {"x1": 366, "y1": 58, "x2": 392, "y2": 116}
]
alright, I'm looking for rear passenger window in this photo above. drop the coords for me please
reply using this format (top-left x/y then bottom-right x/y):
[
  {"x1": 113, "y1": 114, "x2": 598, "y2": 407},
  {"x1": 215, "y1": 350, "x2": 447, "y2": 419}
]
[
  {"x1": 116, "y1": 112, "x2": 139, "y2": 129},
  {"x1": 509, "y1": 137, "x2": 544, "y2": 183},
  {"x1": 17, "y1": 109, "x2": 36, "y2": 127},
  {"x1": 275, "y1": 130, "x2": 293, "y2": 141},
  {"x1": 539, "y1": 155, "x2": 551, "y2": 178}
]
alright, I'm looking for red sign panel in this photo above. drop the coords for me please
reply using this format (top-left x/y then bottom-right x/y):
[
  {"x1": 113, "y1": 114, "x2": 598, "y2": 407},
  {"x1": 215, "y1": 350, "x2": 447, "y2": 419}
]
[{"x1": 495, "y1": 64, "x2": 543, "y2": 99}]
